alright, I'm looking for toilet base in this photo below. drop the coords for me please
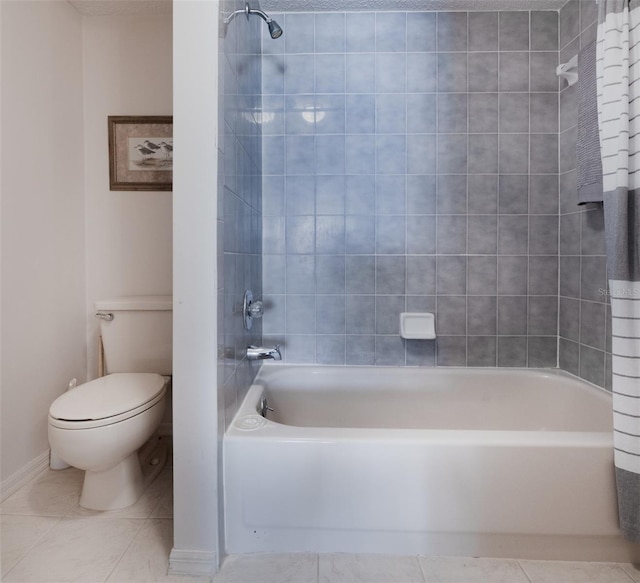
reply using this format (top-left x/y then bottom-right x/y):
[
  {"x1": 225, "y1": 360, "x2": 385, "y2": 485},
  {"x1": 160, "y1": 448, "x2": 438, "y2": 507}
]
[
  {"x1": 80, "y1": 452, "x2": 144, "y2": 511},
  {"x1": 139, "y1": 433, "x2": 169, "y2": 489}
]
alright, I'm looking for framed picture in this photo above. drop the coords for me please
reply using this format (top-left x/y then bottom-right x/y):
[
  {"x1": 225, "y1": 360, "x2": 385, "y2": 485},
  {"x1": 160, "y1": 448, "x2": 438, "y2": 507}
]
[{"x1": 108, "y1": 116, "x2": 173, "y2": 191}]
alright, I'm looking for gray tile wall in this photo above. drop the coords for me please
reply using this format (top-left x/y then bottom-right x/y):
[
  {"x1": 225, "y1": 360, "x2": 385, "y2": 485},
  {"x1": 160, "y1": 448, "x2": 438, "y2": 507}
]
[
  {"x1": 261, "y1": 10, "x2": 561, "y2": 367},
  {"x1": 218, "y1": 1, "x2": 264, "y2": 428},
  {"x1": 557, "y1": 0, "x2": 611, "y2": 389}
]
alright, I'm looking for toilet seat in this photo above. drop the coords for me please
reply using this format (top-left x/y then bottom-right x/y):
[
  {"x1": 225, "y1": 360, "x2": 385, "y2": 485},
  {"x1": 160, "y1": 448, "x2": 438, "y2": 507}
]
[{"x1": 49, "y1": 373, "x2": 167, "y2": 430}]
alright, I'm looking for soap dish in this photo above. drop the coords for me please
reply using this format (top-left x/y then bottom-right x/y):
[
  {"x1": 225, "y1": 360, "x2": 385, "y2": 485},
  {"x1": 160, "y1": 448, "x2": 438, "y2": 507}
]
[{"x1": 400, "y1": 312, "x2": 436, "y2": 340}]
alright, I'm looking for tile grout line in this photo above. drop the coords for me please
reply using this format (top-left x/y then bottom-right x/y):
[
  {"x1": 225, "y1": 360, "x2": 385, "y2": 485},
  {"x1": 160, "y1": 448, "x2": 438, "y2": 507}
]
[
  {"x1": 555, "y1": 6, "x2": 562, "y2": 370},
  {"x1": 525, "y1": 8, "x2": 531, "y2": 369},
  {"x1": 404, "y1": 10, "x2": 409, "y2": 367},
  {"x1": 465, "y1": 12, "x2": 470, "y2": 367},
  {"x1": 619, "y1": 562, "x2": 640, "y2": 582},
  {"x1": 101, "y1": 515, "x2": 149, "y2": 583},
  {"x1": 517, "y1": 559, "x2": 535, "y2": 583},
  {"x1": 373, "y1": 11, "x2": 379, "y2": 367},
  {"x1": 416, "y1": 554, "x2": 429, "y2": 583},
  {"x1": 434, "y1": 11, "x2": 439, "y2": 367},
  {"x1": 0, "y1": 512, "x2": 65, "y2": 580},
  {"x1": 1, "y1": 470, "x2": 80, "y2": 578},
  {"x1": 496, "y1": 12, "x2": 503, "y2": 367},
  {"x1": 342, "y1": 12, "x2": 348, "y2": 367}
]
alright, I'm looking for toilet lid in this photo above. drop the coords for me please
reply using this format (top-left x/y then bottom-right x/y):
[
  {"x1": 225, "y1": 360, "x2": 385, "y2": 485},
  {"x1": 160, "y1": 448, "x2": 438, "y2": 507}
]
[{"x1": 49, "y1": 373, "x2": 166, "y2": 421}]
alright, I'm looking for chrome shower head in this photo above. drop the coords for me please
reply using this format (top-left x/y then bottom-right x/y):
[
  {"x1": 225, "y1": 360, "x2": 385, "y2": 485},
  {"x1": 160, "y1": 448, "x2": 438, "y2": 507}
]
[
  {"x1": 267, "y1": 18, "x2": 283, "y2": 39},
  {"x1": 223, "y1": 3, "x2": 283, "y2": 39}
]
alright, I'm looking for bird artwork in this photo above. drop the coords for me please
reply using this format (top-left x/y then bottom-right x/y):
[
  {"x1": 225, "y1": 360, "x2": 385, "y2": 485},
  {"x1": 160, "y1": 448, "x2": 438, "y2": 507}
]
[
  {"x1": 131, "y1": 138, "x2": 173, "y2": 169},
  {"x1": 110, "y1": 117, "x2": 173, "y2": 188},
  {"x1": 159, "y1": 141, "x2": 173, "y2": 160},
  {"x1": 134, "y1": 144, "x2": 155, "y2": 160},
  {"x1": 144, "y1": 140, "x2": 161, "y2": 152}
]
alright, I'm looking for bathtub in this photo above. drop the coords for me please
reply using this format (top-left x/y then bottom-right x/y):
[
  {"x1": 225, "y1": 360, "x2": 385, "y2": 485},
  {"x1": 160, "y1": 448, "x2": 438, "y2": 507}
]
[{"x1": 224, "y1": 366, "x2": 639, "y2": 561}]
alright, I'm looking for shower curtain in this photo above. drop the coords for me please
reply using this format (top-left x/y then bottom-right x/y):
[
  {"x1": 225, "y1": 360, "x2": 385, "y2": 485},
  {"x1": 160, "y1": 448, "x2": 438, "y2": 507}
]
[{"x1": 597, "y1": 0, "x2": 640, "y2": 542}]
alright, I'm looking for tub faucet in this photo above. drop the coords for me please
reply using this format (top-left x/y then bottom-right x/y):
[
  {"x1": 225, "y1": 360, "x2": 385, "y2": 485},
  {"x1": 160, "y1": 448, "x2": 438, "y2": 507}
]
[{"x1": 247, "y1": 345, "x2": 282, "y2": 361}]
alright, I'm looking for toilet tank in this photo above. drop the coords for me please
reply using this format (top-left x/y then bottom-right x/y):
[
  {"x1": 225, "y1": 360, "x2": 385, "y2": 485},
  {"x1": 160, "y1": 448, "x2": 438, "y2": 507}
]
[{"x1": 95, "y1": 296, "x2": 172, "y2": 375}]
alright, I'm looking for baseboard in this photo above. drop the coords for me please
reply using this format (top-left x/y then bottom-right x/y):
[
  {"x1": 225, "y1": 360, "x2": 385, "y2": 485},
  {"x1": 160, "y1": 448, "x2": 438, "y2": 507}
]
[
  {"x1": 1, "y1": 450, "x2": 50, "y2": 502},
  {"x1": 168, "y1": 548, "x2": 218, "y2": 577}
]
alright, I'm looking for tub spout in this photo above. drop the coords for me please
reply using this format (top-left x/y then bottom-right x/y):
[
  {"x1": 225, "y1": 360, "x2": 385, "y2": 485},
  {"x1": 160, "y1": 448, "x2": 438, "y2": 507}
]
[{"x1": 247, "y1": 345, "x2": 282, "y2": 361}]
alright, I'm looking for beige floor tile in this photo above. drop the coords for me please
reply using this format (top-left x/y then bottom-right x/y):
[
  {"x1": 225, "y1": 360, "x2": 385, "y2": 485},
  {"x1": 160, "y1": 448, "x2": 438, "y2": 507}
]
[
  {"x1": 105, "y1": 518, "x2": 209, "y2": 583},
  {"x1": 620, "y1": 563, "x2": 640, "y2": 582},
  {"x1": 149, "y1": 465, "x2": 173, "y2": 518},
  {"x1": 0, "y1": 515, "x2": 60, "y2": 577},
  {"x1": 4, "y1": 459, "x2": 636, "y2": 583},
  {"x1": 320, "y1": 553, "x2": 425, "y2": 583},
  {"x1": 419, "y1": 556, "x2": 530, "y2": 583},
  {"x1": 68, "y1": 465, "x2": 172, "y2": 520},
  {"x1": 149, "y1": 482, "x2": 173, "y2": 519},
  {"x1": 213, "y1": 553, "x2": 318, "y2": 583},
  {"x1": 3, "y1": 516, "x2": 143, "y2": 583},
  {"x1": 519, "y1": 560, "x2": 634, "y2": 583},
  {"x1": 1, "y1": 468, "x2": 83, "y2": 517}
]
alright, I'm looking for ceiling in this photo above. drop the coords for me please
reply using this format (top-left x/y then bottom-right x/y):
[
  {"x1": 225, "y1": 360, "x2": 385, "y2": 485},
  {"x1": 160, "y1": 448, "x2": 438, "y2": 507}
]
[{"x1": 68, "y1": 0, "x2": 567, "y2": 16}]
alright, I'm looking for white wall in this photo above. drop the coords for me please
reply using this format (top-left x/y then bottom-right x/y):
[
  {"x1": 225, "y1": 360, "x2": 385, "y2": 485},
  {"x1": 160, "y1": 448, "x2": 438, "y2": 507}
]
[
  {"x1": 1, "y1": 5, "x2": 174, "y2": 489},
  {"x1": 1, "y1": 0, "x2": 86, "y2": 484},
  {"x1": 83, "y1": 14, "x2": 173, "y2": 379},
  {"x1": 171, "y1": 0, "x2": 221, "y2": 575}
]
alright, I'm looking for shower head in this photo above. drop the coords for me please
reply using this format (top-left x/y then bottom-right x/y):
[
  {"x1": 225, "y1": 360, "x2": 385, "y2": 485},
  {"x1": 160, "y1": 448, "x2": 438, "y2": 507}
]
[
  {"x1": 223, "y1": 3, "x2": 283, "y2": 39},
  {"x1": 266, "y1": 18, "x2": 283, "y2": 39}
]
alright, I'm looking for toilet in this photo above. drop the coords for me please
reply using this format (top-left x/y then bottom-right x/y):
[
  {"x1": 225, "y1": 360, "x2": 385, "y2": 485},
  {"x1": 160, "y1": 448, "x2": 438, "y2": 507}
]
[{"x1": 48, "y1": 296, "x2": 172, "y2": 511}]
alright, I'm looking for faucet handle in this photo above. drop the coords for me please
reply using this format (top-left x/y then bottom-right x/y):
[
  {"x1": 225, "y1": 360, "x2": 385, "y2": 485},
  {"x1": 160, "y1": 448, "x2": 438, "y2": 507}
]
[
  {"x1": 249, "y1": 300, "x2": 264, "y2": 319},
  {"x1": 243, "y1": 290, "x2": 265, "y2": 331},
  {"x1": 274, "y1": 345, "x2": 282, "y2": 360}
]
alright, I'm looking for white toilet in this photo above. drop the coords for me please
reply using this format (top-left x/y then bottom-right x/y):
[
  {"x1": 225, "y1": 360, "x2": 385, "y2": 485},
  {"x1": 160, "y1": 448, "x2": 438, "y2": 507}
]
[{"x1": 48, "y1": 296, "x2": 172, "y2": 511}]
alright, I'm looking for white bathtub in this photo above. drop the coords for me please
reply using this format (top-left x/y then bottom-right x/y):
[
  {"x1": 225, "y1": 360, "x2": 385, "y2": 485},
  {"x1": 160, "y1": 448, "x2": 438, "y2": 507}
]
[{"x1": 224, "y1": 366, "x2": 639, "y2": 561}]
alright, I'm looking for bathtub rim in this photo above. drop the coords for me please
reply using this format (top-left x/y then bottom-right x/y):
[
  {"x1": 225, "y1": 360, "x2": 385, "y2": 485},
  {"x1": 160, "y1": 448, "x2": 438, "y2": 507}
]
[
  {"x1": 255, "y1": 364, "x2": 612, "y2": 396},
  {"x1": 227, "y1": 366, "x2": 613, "y2": 446}
]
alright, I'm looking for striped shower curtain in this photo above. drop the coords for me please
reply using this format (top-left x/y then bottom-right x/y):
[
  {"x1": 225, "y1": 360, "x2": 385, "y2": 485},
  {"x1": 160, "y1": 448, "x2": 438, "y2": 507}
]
[{"x1": 597, "y1": 0, "x2": 640, "y2": 542}]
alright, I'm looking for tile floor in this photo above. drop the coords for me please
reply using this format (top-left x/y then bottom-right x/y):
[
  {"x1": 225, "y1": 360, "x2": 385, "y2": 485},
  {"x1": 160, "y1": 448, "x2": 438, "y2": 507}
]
[
  {"x1": 0, "y1": 457, "x2": 208, "y2": 583},
  {"x1": 2, "y1": 463, "x2": 640, "y2": 583},
  {"x1": 213, "y1": 554, "x2": 640, "y2": 583}
]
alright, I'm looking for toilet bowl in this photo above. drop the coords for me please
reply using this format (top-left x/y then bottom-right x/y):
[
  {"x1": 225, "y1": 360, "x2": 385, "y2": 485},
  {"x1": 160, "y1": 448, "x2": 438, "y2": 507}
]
[{"x1": 48, "y1": 372, "x2": 167, "y2": 510}]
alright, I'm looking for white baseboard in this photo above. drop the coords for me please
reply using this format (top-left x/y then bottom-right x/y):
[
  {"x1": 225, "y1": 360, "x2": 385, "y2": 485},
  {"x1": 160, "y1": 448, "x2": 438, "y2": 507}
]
[
  {"x1": 1, "y1": 450, "x2": 50, "y2": 502},
  {"x1": 168, "y1": 548, "x2": 218, "y2": 577}
]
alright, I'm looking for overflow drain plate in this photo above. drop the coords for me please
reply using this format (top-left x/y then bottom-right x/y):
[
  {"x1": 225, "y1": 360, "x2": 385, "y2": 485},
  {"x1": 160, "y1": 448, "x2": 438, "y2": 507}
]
[{"x1": 235, "y1": 415, "x2": 267, "y2": 431}]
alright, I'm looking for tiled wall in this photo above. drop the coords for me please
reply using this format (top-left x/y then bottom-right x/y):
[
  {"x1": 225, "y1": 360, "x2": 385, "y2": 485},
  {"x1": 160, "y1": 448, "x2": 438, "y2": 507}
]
[
  {"x1": 557, "y1": 0, "x2": 611, "y2": 389},
  {"x1": 261, "y1": 10, "x2": 561, "y2": 367},
  {"x1": 218, "y1": 1, "x2": 264, "y2": 427}
]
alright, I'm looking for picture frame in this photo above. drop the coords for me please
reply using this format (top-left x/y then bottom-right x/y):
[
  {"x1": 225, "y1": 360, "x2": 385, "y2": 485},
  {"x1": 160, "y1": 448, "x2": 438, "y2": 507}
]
[{"x1": 108, "y1": 115, "x2": 173, "y2": 191}]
